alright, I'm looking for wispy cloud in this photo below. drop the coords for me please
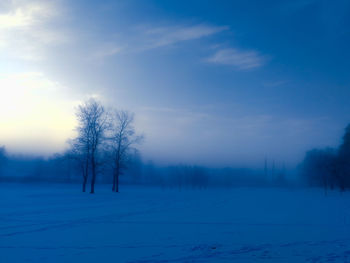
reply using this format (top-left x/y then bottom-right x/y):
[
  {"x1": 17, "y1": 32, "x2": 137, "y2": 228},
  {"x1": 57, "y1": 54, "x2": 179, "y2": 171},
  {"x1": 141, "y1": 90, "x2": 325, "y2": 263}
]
[
  {"x1": 206, "y1": 48, "x2": 267, "y2": 70},
  {"x1": 89, "y1": 43, "x2": 123, "y2": 60},
  {"x1": 278, "y1": 0, "x2": 318, "y2": 14},
  {"x1": 0, "y1": 0, "x2": 69, "y2": 61},
  {"x1": 88, "y1": 23, "x2": 228, "y2": 60},
  {"x1": 138, "y1": 24, "x2": 229, "y2": 50},
  {"x1": 262, "y1": 80, "x2": 289, "y2": 88}
]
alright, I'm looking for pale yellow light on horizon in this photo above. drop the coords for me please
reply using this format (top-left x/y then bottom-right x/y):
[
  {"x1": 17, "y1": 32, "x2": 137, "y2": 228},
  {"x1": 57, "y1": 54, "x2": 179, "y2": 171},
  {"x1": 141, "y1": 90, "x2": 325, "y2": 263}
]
[{"x1": 0, "y1": 72, "x2": 80, "y2": 155}]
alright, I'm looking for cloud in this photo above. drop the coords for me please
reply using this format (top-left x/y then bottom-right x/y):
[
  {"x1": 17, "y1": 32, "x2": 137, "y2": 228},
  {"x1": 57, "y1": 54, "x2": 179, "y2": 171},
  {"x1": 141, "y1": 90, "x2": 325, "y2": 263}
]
[
  {"x1": 278, "y1": 0, "x2": 318, "y2": 14},
  {"x1": 262, "y1": 80, "x2": 289, "y2": 88},
  {"x1": 138, "y1": 24, "x2": 229, "y2": 50},
  {"x1": 0, "y1": 0, "x2": 68, "y2": 61},
  {"x1": 0, "y1": 0, "x2": 56, "y2": 29},
  {"x1": 206, "y1": 48, "x2": 266, "y2": 70},
  {"x1": 89, "y1": 43, "x2": 123, "y2": 60},
  {"x1": 87, "y1": 23, "x2": 228, "y2": 61}
]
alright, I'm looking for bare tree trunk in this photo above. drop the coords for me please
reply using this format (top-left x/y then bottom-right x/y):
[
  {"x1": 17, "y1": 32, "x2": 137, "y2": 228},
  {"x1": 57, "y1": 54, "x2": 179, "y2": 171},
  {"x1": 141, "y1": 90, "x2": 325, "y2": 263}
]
[
  {"x1": 116, "y1": 173, "x2": 119, "y2": 193},
  {"x1": 112, "y1": 172, "x2": 116, "y2": 191},
  {"x1": 90, "y1": 157, "x2": 96, "y2": 194},
  {"x1": 83, "y1": 175, "x2": 87, "y2": 192},
  {"x1": 90, "y1": 173, "x2": 96, "y2": 193},
  {"x1": 114, "y1": 164, "x2": 120, "y2": 193},
  {"x1": 82, "y1": 161, "x2": 88, "y2": 192}
]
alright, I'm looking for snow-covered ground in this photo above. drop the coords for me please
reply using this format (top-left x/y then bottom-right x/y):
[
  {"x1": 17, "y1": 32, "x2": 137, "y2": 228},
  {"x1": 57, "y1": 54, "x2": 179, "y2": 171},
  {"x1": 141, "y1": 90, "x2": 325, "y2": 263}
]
[{"x1": 1, "y1": 183, "x2": 350, "y2": 262}]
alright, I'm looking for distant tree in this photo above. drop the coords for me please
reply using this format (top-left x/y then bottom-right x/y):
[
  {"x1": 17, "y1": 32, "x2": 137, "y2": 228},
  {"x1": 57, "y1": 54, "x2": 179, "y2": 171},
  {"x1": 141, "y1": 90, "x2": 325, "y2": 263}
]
[
  {"x1": 32, "y1": 158, "x2": 45, "y2": 179},
  {"x1": 0, "y1": 146, "x2": 7, "y2": 177},
  {"x1": 338, "y1": 124, "x2": 350, "y2": 190},
  {"x1": 123, "y1": 150, "x2": 143, "y2": 184},
  {"x1": 169, "y1": 166, "x2": 184, "y2": 190},
  {"x1": 46, "y1": 153, "x2": 75, "y2": 183},
  {"x1": 301, "y1": 148, "x2": 337, "y2": 194},
  {"x1": 191, "y1": 166, "x2": 208, "y2": 189},
  {"x1": 108, "y1": 110, "x2": 143, "y2": 192},
  {"x1": 75, "y1": 99, "x2": 109, "y2": 193},
  {"x1": 276, "y1": 170, "x2": 287, "y2": 187}
]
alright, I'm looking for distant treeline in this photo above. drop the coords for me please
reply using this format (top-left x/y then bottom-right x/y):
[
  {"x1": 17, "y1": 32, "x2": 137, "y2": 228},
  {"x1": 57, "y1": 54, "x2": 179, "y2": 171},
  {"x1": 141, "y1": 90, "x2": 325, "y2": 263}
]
[
  {"x1": 0, "y1": 145, "x2": 289, "y2": 189},
  {"x1": 0, "y1": 99, "x2": 290, "y2": 192},
  {"x1": 0, "y1": 151, "x2": 286, "y2": 189},
  {"x1": 300, "y1": 123, "x2": 350, "y2": 192}
]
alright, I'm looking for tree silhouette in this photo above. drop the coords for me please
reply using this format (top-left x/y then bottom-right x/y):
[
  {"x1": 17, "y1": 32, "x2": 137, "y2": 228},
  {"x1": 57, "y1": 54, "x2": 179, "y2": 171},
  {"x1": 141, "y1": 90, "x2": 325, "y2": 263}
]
[
  {"x1": 75, "y1": 99, "x2": 109, "y2": 194},
  {"x1": 108, "y1": 110, "x2": 143, "y2": 192}
]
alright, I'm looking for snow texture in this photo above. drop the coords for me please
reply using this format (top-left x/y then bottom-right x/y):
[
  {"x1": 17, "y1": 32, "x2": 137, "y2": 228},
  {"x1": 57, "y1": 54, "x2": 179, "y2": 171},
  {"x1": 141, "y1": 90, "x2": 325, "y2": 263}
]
[{"x1": 1, "y1": 184, "x2": 350, "y2": 262}]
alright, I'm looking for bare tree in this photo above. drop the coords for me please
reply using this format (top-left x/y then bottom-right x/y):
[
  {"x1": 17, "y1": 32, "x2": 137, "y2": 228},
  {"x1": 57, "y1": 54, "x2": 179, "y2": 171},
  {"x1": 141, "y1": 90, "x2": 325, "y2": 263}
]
[
  {"x1": 75, "y1": 99, "x2": 109, "y2": 194},
  {"x1": 109, "y1": 110, "x2": 143, "y2": 192},
  {"x1": 67, "y1": 139, "x2": 89, "y2": 192}
]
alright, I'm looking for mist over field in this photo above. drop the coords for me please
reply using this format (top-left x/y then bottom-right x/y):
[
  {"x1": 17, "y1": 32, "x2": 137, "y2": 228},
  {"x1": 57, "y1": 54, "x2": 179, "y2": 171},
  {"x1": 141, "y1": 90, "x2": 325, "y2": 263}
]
[{"x1": 1, "y1": 0, "x2": 350, "y2": 262}]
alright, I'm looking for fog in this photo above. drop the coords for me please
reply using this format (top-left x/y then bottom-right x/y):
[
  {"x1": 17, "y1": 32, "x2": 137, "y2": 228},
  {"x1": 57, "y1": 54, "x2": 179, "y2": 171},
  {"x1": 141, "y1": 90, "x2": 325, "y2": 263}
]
[{"x1": 1, "y1": 1, "x2": 350, "y2": 262}]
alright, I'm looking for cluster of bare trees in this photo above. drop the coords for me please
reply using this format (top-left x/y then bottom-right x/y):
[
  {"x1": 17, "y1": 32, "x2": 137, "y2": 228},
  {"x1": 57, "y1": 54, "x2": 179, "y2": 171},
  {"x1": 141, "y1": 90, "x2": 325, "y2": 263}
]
[
  {"x1": 301, "y1": 123, "x2": 350, "y2": 193},
  {"x1": 69, "y1": 99, "x2": 142, "y2": 194}
]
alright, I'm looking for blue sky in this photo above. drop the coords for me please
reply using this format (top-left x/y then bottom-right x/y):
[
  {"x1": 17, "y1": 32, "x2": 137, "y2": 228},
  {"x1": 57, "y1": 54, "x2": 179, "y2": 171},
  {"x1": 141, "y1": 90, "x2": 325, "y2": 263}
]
[{"x1": 0, "y1": 0, "x2": 349, "y2": 167}]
